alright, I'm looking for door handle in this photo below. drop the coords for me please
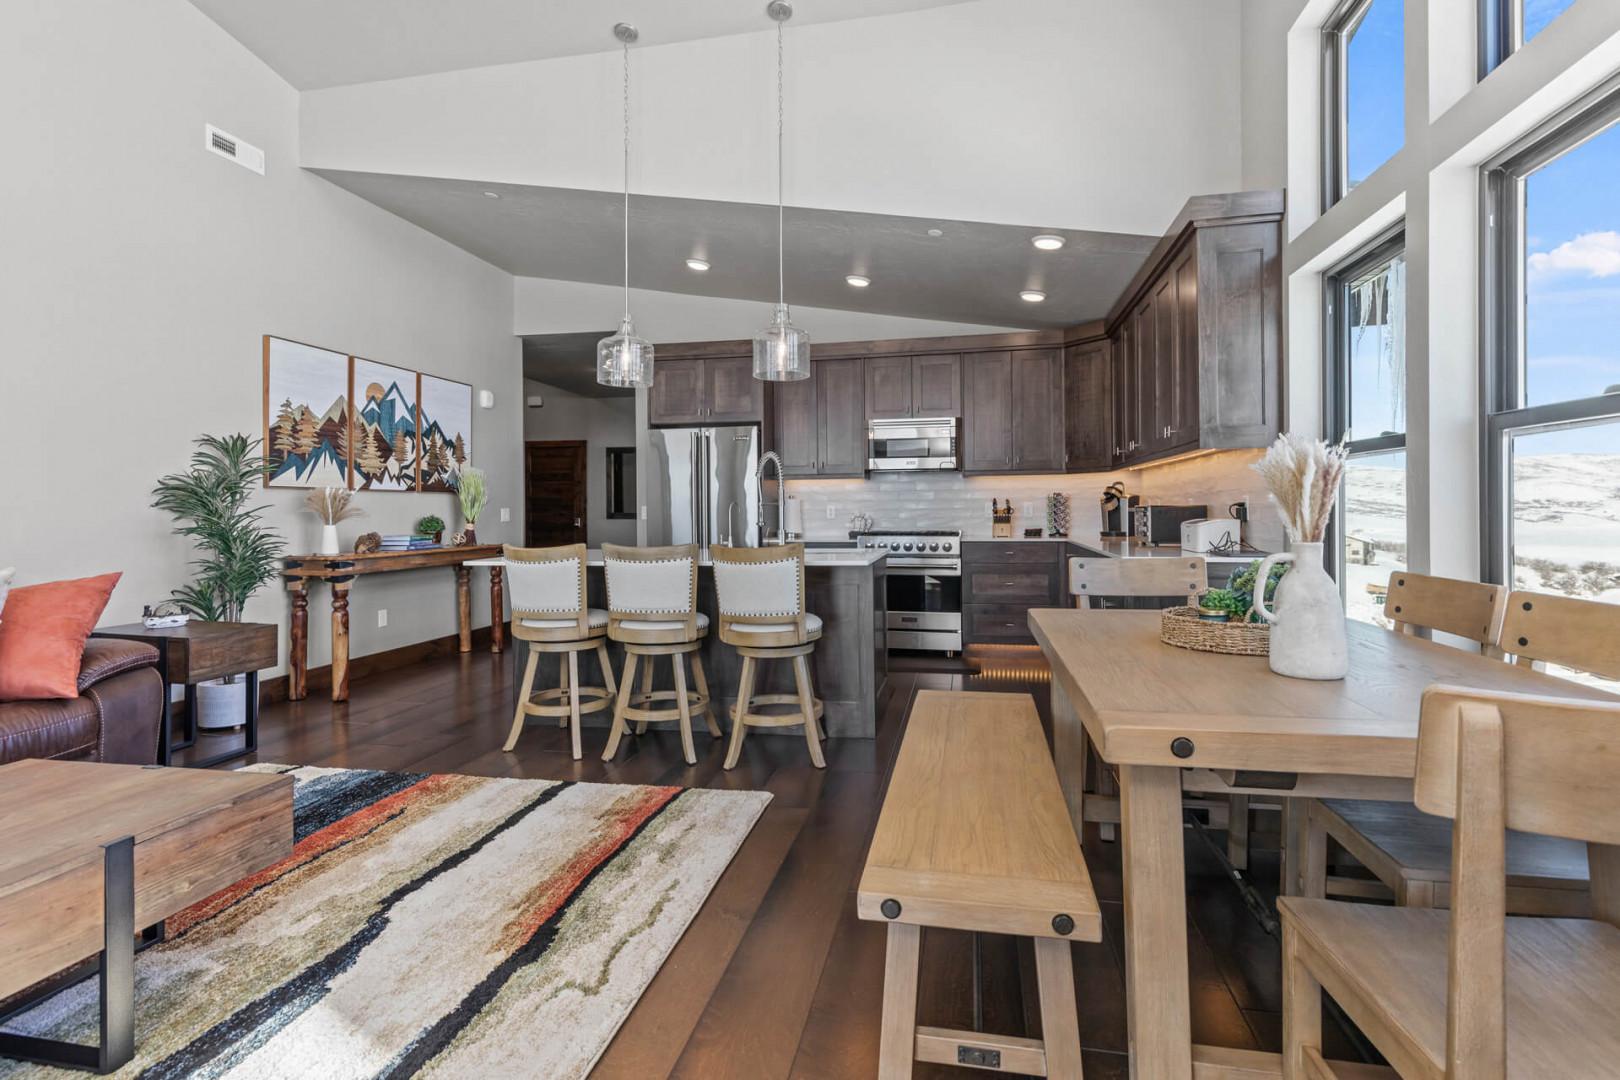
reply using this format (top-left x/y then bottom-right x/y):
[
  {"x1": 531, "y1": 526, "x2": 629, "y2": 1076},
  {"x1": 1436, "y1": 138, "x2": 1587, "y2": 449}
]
[{"x1": 574, "y1": 518, "x2": 582, "y2": 528}]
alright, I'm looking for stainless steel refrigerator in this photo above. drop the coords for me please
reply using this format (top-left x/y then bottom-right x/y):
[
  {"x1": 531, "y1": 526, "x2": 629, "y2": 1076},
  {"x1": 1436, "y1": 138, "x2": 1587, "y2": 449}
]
[{"x1": 644, "y1": 426, "x2": 761, "y2": 547}]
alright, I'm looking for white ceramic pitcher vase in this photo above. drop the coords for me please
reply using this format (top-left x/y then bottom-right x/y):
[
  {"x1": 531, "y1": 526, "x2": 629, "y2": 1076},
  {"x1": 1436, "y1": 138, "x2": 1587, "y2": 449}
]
[{"x1": 1250, "y1": 541, "x2": 1348, "y2": 680}]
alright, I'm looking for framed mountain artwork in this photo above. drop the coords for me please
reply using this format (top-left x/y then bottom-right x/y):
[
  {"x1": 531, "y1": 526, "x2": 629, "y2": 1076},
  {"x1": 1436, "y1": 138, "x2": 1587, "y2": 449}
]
[
  {"x1": 419, "y1": 373, "x2": 472, "y2": 492},
  {"x1": 263, "y1": 336, "x2": 351, "y2": 488},
  {"x1": 349, "y1": 358, "x2": 419, "y2": 492}
]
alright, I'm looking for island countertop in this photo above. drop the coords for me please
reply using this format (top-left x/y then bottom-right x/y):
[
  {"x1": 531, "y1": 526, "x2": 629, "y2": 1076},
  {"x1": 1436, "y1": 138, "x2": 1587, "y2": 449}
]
[{"x1": 465, "y1": 548, "x2": 887, "y2": 569}]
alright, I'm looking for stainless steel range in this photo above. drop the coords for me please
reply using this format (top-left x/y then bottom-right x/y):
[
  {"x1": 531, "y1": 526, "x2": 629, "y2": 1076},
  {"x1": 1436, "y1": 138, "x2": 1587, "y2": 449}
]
[{"x1": 855, "y1": 529, "x2": 962, "y2": 653}]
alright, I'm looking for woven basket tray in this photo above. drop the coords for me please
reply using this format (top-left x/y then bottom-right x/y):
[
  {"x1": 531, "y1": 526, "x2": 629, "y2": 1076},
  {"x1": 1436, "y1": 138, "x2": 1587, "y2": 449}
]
[{"x1": 1159, "y1": 605, "x2": 1271, "y2": 656}]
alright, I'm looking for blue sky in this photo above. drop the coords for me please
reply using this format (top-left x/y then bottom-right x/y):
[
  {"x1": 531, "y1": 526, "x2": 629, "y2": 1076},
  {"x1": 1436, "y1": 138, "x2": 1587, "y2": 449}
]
[{"x1": 1345, "y1": 0, "x2": 1615, "y2": 458}]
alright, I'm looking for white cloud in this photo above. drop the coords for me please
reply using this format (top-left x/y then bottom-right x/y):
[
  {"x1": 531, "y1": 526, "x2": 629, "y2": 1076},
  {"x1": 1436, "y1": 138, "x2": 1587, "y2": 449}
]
[{"x1": 1528, "y1": 230, "x2": 1620, "y2": 278}]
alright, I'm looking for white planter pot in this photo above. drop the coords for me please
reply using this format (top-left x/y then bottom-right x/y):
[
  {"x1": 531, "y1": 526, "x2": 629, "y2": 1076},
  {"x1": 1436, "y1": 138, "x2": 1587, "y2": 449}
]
[
  {"x1": 318, "y1": 523, "x2": 340, "y2": 556},
  {"x1": 1250, "y1": 541, "x2": 1349, "y2": 680},
  {"x1": 195, "y1": 678, "x2": 248, "y2": 731}
]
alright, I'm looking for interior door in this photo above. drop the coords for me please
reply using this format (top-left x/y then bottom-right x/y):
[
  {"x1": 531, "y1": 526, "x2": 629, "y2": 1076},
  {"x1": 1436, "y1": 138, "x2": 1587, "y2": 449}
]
[{"x1": 524, "y1": 440, "x2": 587, "y2": 546}]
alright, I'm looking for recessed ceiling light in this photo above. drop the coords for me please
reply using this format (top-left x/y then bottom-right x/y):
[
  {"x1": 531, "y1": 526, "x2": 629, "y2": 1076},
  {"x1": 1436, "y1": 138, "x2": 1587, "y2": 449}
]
[
  {"x1": 1032, "y1": 234, "x2": 1065, "y2": 251},
  {"x1": 685, "y1": 258, "x2": 711, "y2": 272},
  {"x1": 1020, "y1": 290, "x2": 1047, "y2": 303},
  {"x1": 482, "y1": 191, "x2": 500, "y2": 199},
  {"x1": 846, "y1": 274, "x2": 871, "y2": 288},
  {"x1": 927, "y1": 228, "x2": 944, "y2": 237}
]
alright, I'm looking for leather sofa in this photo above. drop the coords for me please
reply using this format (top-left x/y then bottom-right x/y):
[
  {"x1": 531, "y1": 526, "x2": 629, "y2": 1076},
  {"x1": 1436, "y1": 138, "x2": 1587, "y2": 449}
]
[{"x1": 0, "y1": 638, "x2": 163, "y2": 765}]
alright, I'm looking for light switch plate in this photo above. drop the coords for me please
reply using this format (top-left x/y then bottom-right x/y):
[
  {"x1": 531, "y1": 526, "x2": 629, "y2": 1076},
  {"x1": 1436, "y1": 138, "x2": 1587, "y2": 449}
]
[
  {"x1": 499, "y1": 507, "x2": 511, "y2": 522},
  {"x1": 377, "y1": 609, "x2": 388, "y2": 628}
]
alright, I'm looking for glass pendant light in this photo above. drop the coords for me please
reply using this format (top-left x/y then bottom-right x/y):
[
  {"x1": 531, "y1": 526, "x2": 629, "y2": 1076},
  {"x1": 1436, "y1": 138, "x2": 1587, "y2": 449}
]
[
  {"x1": 753, "y1": 1, "x2": 810, "y2": 382},
  {"x1": 597, "y1": 23, "x2": 654, "y2": 389}
]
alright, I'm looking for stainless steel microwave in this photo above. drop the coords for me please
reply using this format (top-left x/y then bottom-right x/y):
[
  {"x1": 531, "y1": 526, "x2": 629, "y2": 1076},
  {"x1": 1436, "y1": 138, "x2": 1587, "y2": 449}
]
[{"x1": 867, "y1": 417, "x2": 958, "y2": 472}]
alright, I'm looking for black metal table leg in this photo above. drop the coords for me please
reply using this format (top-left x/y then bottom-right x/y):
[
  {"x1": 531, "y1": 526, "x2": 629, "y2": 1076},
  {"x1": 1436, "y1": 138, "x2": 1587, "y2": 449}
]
[{"x1": 0, "y1": 837, "x2": 136, "y2": 1073}]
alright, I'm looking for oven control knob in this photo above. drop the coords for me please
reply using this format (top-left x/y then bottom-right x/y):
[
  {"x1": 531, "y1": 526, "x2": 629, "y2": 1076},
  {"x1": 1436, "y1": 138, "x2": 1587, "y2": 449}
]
[
  {"x1": 902, "y1": 542, "x2": 914, "y2": 551},
  {"x1": 942, "y1": 542, "x2": 953, "y2": 552},
  {"x1": 878, "y1": 541, "x2": 890, "y2": 549},
  {"x1": 929, "y1": 542, "x2": 940, "y2": 551}
]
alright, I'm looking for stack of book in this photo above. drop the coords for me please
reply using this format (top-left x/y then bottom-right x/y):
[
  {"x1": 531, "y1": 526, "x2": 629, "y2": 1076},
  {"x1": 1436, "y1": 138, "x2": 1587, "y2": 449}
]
[{"x1": 380, "y1": 534, "x2": 437, "y2": 552}]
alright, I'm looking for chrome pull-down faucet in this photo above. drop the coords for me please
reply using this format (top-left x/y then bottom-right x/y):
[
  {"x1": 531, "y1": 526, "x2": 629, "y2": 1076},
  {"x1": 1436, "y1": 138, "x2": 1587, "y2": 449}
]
[{"x1": 756, "y1": 450, "x2": 786, "y2": 546}]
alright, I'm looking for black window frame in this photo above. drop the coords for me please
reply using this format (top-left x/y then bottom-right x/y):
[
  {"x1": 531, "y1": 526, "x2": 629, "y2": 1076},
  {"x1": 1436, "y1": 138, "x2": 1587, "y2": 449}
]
[
  {"x1": 1321, "y1": 0, "x2": 1404, "y2": 209},
  {"x1": 1479, "y1": 79, "x2": 1620, "y2": 585},
  {"x1": 1324, "y1": 225, "x2": 1408, "y2": 587}
]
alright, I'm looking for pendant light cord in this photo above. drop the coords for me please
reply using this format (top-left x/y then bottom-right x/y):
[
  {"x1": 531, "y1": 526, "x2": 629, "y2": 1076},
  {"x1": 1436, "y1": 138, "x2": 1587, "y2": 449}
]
[
  {"x1": 776, "y1": 17, "x2": 785, "y2": 311},
  {"x1": 622, "y1": 37, "x2": 631, "y2": 324}
]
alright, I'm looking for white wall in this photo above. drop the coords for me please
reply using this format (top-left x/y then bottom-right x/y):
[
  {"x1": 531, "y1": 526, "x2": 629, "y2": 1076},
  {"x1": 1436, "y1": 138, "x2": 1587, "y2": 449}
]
[
  {"x1": 1241, "y1": 0, "x2": 1308, "y2": 190},
  {"x1": 0, "y1": 0, "x2": 521, "y2": 678},
  {"x1": 514, "y1": 277, "x2": 1017, "y2": 340},
  {"x1": 300, "y1": 0, "x2": 1246, "y2": 237},
  {"x1": 521, "y1": 380, "x2": 638, "y2": 546}
]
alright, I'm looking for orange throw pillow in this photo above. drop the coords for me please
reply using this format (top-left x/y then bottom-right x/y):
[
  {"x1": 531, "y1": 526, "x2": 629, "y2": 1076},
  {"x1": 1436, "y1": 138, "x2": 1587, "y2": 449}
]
[{"x1": 0, "y1": 572, "x2": 122, "y2": 700}]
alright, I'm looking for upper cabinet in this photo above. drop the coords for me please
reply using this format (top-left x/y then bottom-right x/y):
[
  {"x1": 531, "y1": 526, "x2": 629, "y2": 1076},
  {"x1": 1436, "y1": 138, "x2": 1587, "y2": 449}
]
[
  {"x1": 770, "y1": 357, "x2": 866, "y2": 477},
  {"x1": 1064, "y1": 339, "x2": 1112, "y2": 473},
  {"x1": 963, "y1": 348, "x2": 1064, "y2": 474},
  {"x1": 1095, "y1": 191, "x2": 1284, "y2": 470},
  {"x1": 865, "y1": 353, "x2": 960, "y2": 419},
  {"x1": 649, "y1": 355, "x2": 764, "y2": 427}
]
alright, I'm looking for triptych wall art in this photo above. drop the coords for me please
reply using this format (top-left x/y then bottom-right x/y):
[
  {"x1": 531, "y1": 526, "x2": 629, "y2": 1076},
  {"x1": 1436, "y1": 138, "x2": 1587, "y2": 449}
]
[{"x1": 262, "y1": 335, "x2": 472, "y2": 492}]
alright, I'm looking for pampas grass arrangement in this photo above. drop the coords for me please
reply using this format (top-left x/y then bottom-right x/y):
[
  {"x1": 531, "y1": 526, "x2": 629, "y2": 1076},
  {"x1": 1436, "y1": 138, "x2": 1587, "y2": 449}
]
[
  {"x1": 1251, "y1": 434, "x2": 1348, "y2": 543},
  {"x1": 304, "y1": 486, "x2": 363, "y2": 525}
]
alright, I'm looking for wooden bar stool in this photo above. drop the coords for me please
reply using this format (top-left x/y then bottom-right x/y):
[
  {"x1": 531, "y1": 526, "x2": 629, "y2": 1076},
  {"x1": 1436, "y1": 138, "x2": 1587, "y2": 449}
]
[
  {"x1": 600, "y1": 544, "x2": 720, "y2": 766},
  {"x1": 501, "y1": 543, "x2": 616, "y2": 760},
  {"x1": 711, "y1": 544, "x2": 826, "y2": 771}
]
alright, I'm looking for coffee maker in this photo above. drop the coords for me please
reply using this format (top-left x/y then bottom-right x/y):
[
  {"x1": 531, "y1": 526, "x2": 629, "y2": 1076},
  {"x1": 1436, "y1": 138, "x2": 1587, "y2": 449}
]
[{"x1": 1100, "y1": 483, "x2": 1138, "y2": 538}]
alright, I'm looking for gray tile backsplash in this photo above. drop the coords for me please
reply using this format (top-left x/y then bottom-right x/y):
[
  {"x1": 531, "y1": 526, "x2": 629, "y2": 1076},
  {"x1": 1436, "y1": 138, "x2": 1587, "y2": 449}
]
[{"x1": 783, "y1": 450, "x2": 1284, "y2": 552}]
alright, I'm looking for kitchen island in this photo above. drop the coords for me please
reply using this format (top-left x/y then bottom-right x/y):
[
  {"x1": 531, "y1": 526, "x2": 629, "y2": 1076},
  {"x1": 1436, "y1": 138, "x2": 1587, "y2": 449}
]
[{"x1": 491, "y1": 549, "x2": 889, "y2": 740}]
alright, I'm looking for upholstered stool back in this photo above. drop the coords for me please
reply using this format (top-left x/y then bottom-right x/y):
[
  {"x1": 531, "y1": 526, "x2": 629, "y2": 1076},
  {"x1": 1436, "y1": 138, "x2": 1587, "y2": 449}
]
[
  {"x1": 711, "y1": 544, "x2": 811, "y2": 646},
  {"x1": 504, "y1": 544, "x2": 592, "y2": 639},
  {"x1": 601, "y1": 543, "x2": 701, "y2": 641}
]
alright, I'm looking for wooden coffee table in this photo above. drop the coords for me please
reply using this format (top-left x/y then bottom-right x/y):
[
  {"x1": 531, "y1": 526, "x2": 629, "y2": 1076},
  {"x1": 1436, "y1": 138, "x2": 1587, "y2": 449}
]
[{"x1": 0, "y1": 760, "x2": 293, "y2": 1072}]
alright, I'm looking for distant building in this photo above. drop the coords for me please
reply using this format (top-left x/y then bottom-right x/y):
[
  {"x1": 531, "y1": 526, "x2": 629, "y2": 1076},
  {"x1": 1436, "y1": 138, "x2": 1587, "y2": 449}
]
[{"x1": 1346, "y1": 535, "x2": 1376, "y2": 566}]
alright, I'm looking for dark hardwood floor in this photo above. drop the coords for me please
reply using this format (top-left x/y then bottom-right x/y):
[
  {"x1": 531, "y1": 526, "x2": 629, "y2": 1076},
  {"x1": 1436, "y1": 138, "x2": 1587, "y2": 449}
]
[{"x1": 181, "y1": 644, "x2": 1351, "y2": 1078}]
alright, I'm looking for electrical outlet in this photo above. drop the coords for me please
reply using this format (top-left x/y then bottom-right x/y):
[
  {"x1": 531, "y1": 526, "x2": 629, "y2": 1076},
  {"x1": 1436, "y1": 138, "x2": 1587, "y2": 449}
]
[
  {"x1": 825, "y1": 504, "x2": 837, "y2": 519},
  {"x1": 377, "y1": 609, "x2": 388, "y2": 628},
  {"x1": 639, "y1": 505, "x2": 647, "y2": 520},
  {"x1": 1234, "y1": 500, "x2": 1250, "y2": 523},
  {"x1": 499, "y1": 507, "x2": 511, "y2": 523},
  {"x1": 1024, "y1": 501, "x2": 1037, "y2": 517}
]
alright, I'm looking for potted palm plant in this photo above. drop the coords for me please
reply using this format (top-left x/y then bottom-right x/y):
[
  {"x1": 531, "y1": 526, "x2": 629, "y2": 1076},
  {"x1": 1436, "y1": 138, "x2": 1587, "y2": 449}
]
[{"x1": 152, "y1": 434, "x2": 285, "y2": 729}]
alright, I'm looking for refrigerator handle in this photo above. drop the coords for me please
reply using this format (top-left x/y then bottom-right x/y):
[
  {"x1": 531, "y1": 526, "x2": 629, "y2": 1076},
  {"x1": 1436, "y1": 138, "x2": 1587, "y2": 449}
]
[{"x1": 690, "y1": 430, "x2": 703, "y2": 547}]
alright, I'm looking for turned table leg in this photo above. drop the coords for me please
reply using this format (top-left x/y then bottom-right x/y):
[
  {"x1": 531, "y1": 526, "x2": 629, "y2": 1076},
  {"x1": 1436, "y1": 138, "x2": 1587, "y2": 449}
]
[
  {"x1": 288, "y1": 582, "x2": 309, "y2": 701},
  {"x1": 456, "y1": 565, "x2": 472, "y2": 653},
  {"x1": 331, "y1": 583, "x2": 351, "y2": 703},
  {"x1": 489, "y1": 565, "x2": 505, "y2": 654}
]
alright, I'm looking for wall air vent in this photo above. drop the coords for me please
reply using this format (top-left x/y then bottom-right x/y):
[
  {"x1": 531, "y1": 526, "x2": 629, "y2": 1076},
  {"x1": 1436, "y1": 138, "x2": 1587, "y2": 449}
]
[{"x1": 204, "y1": 124, "x2": 265, "y2": 175}]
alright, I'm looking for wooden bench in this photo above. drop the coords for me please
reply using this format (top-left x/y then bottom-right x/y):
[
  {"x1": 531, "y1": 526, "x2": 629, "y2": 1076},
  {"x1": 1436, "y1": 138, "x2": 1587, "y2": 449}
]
[{"x1": 858, "y1": 690, "x2": 1100, "y2": 1077}]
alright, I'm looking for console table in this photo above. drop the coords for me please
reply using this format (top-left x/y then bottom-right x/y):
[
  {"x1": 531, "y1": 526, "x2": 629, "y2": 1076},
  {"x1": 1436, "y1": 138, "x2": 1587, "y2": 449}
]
[{"x1": 283, "y1": 545, "x2": 505, "y2": 702}]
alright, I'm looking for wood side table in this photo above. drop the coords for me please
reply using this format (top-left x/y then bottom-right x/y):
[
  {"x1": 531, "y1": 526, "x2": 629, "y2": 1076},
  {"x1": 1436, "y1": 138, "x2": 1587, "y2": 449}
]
[
  {"x1": 0, "y1": 760, "x2": 292, "y2": 1073},
  {"x1": 91, "y1": 621, "x2": 278, "y2": 767}
]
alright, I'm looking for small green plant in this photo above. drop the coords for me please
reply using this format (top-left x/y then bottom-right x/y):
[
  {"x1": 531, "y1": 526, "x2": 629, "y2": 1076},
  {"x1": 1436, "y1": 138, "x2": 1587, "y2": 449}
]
[
  {"x1": 1206, "y1": 559, "x2": 1290, "y2": 623},
  {"x1": 1197, "y1": 587, "x2": 1247, "y2": 619},
  {"x1": 457, "y1": 467, "x2": 487, "y2": 526},
  {"x1": 152, "y1": 434, "x2": 285, "y2": 627},
  {"x1": 415, "y1": 514, "x2": 446, "y2": 537}
]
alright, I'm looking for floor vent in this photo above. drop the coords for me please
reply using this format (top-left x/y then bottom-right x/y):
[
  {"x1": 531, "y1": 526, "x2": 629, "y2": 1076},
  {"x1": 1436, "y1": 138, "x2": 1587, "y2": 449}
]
[{"x1": 205, "y1": 124, "x2": 265, "y2": 175}]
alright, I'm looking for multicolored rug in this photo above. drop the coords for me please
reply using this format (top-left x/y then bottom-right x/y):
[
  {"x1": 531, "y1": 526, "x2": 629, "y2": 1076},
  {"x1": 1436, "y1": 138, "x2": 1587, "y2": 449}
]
[{"x1": 0, "y1": 766, "x2": 770, "y2": 1079}]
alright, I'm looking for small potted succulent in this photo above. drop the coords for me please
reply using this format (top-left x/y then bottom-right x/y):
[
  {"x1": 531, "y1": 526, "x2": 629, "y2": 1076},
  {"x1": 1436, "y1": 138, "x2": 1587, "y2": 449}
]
[{"x1": 415, "y1": 514, "x2": 446, "y2": 544}]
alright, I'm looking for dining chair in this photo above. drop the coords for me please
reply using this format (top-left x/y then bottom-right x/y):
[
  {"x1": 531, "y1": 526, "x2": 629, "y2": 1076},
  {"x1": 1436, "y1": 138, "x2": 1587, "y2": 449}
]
[
  {"x1": 1067, "y1": 556, "x2": 1217, "y2": 850},
  {"x1": 710, "y1": 544, "x2": 826, "y2": 771},
  {"x1": 1281, "y1": 685, "x2": 1620, "y2": 1079},
  {"x1": 599, "y1": 544, "x2": 720, "y2": 766},
  {"x1": 1302, "y1": 580, "x2": 1616, "y2": 915},
  {"x1": 501, "y1": 544, "x2": 616, "y2": 760}
]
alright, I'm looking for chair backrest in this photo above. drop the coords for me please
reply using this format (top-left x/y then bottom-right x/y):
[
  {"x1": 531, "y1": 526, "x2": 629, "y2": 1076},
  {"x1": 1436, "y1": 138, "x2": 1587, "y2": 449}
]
[
  {"x1": 1413, "y1": 684, "x2": 1620, "y2": 1078},
  {"x1": 711, "y1": 544, "x2": 808, "y2": 643},
  {"x1": 601, "y1": 543, "x2": 699, "y2": 635},
  {"x1": 1382, "y1": 572, "x2": 1506, "y2": 648},
  {"x1": 1498, "y1": 590, "x2": 1620, "y2": 681},
  {"x1": 503, "y1": 543, "x2": 589, "y2": 637},
  {"x1": 1068, "y1": 555, "x2": 1207, "y2": 609}
]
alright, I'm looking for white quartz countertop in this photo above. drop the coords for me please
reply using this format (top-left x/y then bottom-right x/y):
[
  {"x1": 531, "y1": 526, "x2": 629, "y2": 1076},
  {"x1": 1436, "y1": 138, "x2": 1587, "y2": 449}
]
[
  {"x1": 1067, "y1": 535, "x2": 1264, "y2": 564},
  {"x1": 463, "y1": 549, "x2": 887, "y2": 569}
]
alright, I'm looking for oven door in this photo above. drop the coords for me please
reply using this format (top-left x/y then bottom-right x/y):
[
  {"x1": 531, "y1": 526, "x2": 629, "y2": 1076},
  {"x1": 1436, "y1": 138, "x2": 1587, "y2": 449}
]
[{"x1": 885, "y1": 562, "x2": 962, "y2": 633}]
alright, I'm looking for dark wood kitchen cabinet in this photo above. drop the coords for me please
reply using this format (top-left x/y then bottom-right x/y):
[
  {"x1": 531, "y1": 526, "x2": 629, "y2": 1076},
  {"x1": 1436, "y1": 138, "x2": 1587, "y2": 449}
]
[
  {"x1": 650, "y1": 355, "x2": 764, "y2": 426},
  {"x1": 961, "y1": 541, "x2": 1066, "y2": 644},
  {"x1": 963, "y1": 349, "x2": 1064, "y2": 474},
  {"x1": 769, "y1": 358, "x2": 864, "y2": 477},
  {"x1": 865, "y1": 353, "x2": 960, "y2": 419},
  {"x1": 1064, "y1": 339, "x2": 1112, "y2": 472}
]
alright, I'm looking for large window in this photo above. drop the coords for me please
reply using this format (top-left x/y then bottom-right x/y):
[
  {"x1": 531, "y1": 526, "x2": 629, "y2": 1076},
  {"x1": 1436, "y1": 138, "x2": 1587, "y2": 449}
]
[
  {"x1": 1482, "y1": 0, "x2": 1580, "y2": 75},
  {"x1": 1485, "y1": 90, "x2": 1620, "y2": 686},
  {"x1": 1328, "y1": 232, "x2": 1408, "y2": 626},
  {"x1": 1323, "y1": 0, "x2": 1405, "y2": 206}
]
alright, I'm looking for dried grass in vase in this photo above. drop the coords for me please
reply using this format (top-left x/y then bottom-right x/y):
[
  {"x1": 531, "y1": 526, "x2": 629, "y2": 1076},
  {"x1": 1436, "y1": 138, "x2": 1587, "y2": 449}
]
[
  {"x1": 304, "y1": 486, "x2": 364, "y2": 525},
  {"x1": 1251, "y1": 434, "x2": 1348, "y2": 543}
]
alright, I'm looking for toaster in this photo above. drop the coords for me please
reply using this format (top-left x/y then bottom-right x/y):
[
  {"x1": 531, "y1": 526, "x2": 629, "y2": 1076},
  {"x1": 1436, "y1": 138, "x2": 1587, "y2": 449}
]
[
  {"x1": 1181, "y1": 517, "x2": 1243, "y2": 555},
  {"x1": 1132, "y1": 504, "x2": 1207, "y2": 546}
]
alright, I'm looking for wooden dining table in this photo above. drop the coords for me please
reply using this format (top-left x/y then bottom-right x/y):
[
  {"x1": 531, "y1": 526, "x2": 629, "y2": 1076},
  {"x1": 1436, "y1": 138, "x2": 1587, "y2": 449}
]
[{"x1": 1028, "y1": 607, "x2": 1619, "y2": 1080}]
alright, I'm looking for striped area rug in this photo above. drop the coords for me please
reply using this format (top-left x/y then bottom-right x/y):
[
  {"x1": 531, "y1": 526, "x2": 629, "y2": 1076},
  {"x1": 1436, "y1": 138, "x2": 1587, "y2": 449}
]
[{"x1": 0, "y1": 766, "x2": 770, "y2": 1079}]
